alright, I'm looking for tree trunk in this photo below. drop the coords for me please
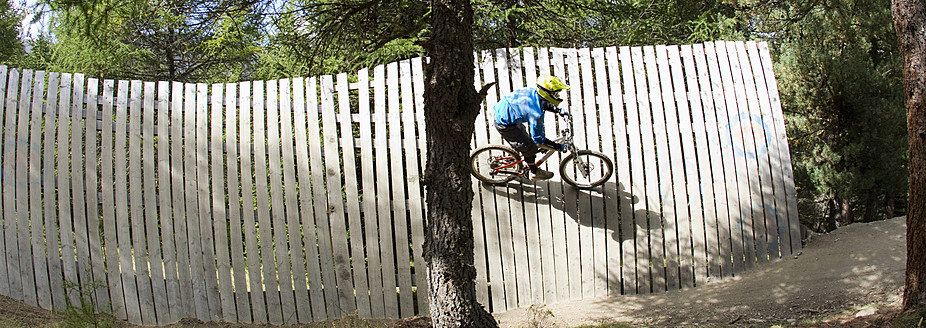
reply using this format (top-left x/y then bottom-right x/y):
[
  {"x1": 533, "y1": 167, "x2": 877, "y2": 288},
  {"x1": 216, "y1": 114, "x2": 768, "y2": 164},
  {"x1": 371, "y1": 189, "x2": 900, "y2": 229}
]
[
  {"x1": 422, "y1": 0, "x2": 498, "y2": 327},
  {"x1": 891, "y1": 0, "x2": 926, "y2": 312}
]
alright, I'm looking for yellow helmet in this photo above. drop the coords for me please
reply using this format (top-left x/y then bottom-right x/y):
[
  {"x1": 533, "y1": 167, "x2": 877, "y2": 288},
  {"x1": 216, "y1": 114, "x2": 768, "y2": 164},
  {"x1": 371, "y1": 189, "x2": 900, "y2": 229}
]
[{"x1": 537, "y1": 75, "x2": 570, "y2": 106}]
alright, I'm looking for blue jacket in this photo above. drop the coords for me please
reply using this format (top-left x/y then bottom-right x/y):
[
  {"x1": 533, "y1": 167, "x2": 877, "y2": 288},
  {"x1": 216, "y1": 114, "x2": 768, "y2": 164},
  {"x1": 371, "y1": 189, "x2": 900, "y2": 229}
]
[{"x1": 493, "y1": 87, "x2": 556, "y2": 145}]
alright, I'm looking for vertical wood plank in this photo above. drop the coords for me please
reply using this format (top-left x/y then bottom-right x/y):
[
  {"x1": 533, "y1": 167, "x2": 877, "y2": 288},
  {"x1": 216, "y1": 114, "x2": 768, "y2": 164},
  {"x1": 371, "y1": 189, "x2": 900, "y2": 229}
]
[
  {"x1": 57, "y1": 74, "x2": 80, "y2": 307},
  {"x1": 677, "y1": 46, "x2": 710, "y2": 287},
  {"x1": 29, "y1": 71, "x2": 52, "y2": 310},
  {"x1": 157, "y1": 80, "x2": 181, "y2": 322},
  {"x1": 401, "y1": 59, "x2": 428, "y2": 315},
  {"x1": 757, "y1": 42, "x2": 801, "y2": 254},
  {"x1": 643, "y1": 46, "x2": 671, "y2": 293},
  {"x1": 369, "y1": 68, "x2": 398, "y2": 317},
  {"x1": 15, "y1": 69, "x2": 36, "y2": 306},
  {"x1": 143, "y1": 82, "x2": 168, "y2": 324},
  {"x1": 337, "y1": 73, "x2": 371, "y2": 317},
  {"x1": 129, "y1": 80, "x2": 156, "y2": 325},
  {"x1": 266, "y1": 80, "x2": 295, "y2": 324},
  {"x1": 3, "y1": 68, "x2": 22, "y2": 301},
  {"x1": 517, "y1": 47, "x2": 546, "y2": 305},
  {"x1": 306, "y1": 77, "x2": 338, "y2": 320},
  {"x1": 238, "y1": 81, "x2": 267, "y2": 323},
  {"x1": 210, "y1": 83, "x2": 236, "y2": 322},
  {"x1": 195, "y1": 83, "x2": 222, "y2": 321},
  {"x1": 115, "y1": 79, "x2": 141, "y2": 322},
  {"x1": 170, "y1": 82, "x2": 193, "y2": 319},
  {"x1": 70, "y1": 73, "x2": 91, "y2": 304},
  {"x1": 470, "y1": 55, "x2": 491, "y2": 307},
  {"x1": 223, "y1": 82, "x2": 252, "y2": 323},
  {"x1": 656, "y1": 45, "x2": 688, "y2": 291},
  {"x1": 279, "y1": 78, "x2": 311, "y2": 322},
  {"x1": 627, "y1": 47, "x2": 652, "y2": 294},
  {"x1": 252, "y1": 80, "x2": 283, "y2": 324},
  {"x1": 0, "y1": 65, "x2": 10, "y2": 297},
  {"x1": 705, "y1": 42, "x2": 742, "y2": 277},
  {"x1": 356, "y1": 68, "x2": 386, "y2": 318},
  {"x1": 292, "y1": 77, "x2": 326, "y2": 321},
  {"x1": 691, "y1": 45, "x2": 723, "y2": 280},
  {"x1": 592, "y1": 47, "x2": 621, "y2": 297},
  {"x1": 99, "y1": 78, "x2": 124, "y2": 318},
  {"x1": 182, "y1": 82, "x2": 208, "y2": 321},
  {"x1": 715, "y1": 42, "x2": 749, "y2": 273},
  {"x1": 573, "y1": 48, "x2": 600, "y2": 299},
  {"x1": 383, "y1": 65, "x2": 414, "y2": 316},
  {"x1": 85, "y1": 78, "x2": 106, "y2": 311},
  {"x1": 607, "y1": 47, "x2": 637, "y2": 296},
  {"x1": 319, "y1": 75, "x2": 358, "y2": 315},
  {"x1": 476, "y1": 49, "x2": 507, "y2": 312},
  {"x1": 491, "y1": 48, "x2": 521, "y2": 310}
]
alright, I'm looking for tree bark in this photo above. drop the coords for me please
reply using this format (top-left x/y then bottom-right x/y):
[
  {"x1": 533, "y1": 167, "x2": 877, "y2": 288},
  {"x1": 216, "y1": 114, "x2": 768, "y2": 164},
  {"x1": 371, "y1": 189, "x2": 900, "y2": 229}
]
[
  {"x1": 891, "y1": 0, "x2": 926, "y2": 312},
  {"x1": 422, "y1": 0, "x2": 498, "y2": 327}
]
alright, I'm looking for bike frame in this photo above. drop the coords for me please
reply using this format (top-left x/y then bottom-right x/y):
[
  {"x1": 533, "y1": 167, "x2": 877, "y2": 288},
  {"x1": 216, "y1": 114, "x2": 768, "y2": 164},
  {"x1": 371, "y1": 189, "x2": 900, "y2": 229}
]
[{"x1": 488, "y1": 114, "x2": 591, "y2": 179}]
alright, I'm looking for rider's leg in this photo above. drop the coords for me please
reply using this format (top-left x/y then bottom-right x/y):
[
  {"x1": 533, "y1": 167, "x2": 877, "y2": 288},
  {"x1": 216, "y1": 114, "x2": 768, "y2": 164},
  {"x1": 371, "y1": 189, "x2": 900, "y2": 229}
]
[{"x1": 494, "y1": 122, "x2": 539, "y2": 171}]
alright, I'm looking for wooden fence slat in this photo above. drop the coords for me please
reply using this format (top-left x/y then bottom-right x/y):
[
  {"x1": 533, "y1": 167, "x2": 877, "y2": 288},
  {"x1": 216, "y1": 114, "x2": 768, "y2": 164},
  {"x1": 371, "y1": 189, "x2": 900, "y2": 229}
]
[
  {"x1": 57, "y1": 74, "x2": 80, "y2": 308},
  {"x1": 170, "y1": 81, "x2": 193, "y2": 319},
  {"x1": 114, "y1": 79, "x2": 141, "y2": 322},
  {"x1": 383, "y1": 65, "x2": 414, "y2": 317},
  {"x1": 223, "y1": 82, "x2": 252, "y2": 323},
  {"x1": 356, "y1": 68, "x2": 386, "y2": 318},
  {"x1": 703, "y1": 42, "x2": 736, "y2": 277},
  {"x1": 0, "y1": 65, "x2": 9, "y2": 298},
  {"x1": 516, "y1": 47, "x2": 546, "y2": 305},
  {"x1": 476, "y1": 50, "x2": 507, "y2": 312},
  {"x1": 606, "y1": 47, "x2": 636, "y2": 296},
  {"x1": 305, "y1": 77, "x2": 337, "y2": 320},
  {"x1": 251, "y1": 80, "x2": 282, "y2": 324},
  {"x1": 402, "y1": 59, "x2": 429, "y2": 314},
  {"x1": 336, "y1": 73, "x2": 371, "y2": 317},
  {"x1": 644, "y1": 46, "x2": 671, "y2": 293},
  {"x1": 71, "y1": 73, "x2": 91, "y2": 305},
  {"x1": 470, "y1": 56, "x2": 491, "y2": 308},
  {"x1": 749, "y1": 41, "x2": 787, "y2": 258},
  {"x1": 656, "y1": 45, "x2": 688, "y2": 291},
  {"x1": 142, "y1": 81, "x2": 168, "y2": 324},
  {"x1": 280, "y1": 78, "x2": 311, "y2": 322},
  {"x1": 265, "y1": 80, "x2": 288, "y2": 323},
  {"x1": 574, "y1": 47, "x2": 601, "y2": 299},
  {"x1": 672, "y1": 46, "x2": 706, "y2": 288},
  {"x1": 182, "y1": 82, "x2": 207, "y2": 321},
  {"x1": 3, "y1": 68, "x2": 22, "y2": 301},
  {"x1": 370, "y1": 67, "x2": 399, "y2": 318},
  {"x1": 591, "y1": 47, "x2": 620, "y2": 297},
  {"x1": 626, "y1": 47, "x2": 652, "y2": 294},
  {"x1": 320, "y1": 75, "x2": 358, "y2": 316},
  {"x1": 757, "y1": 42, "x2": 802, "y2": 255},
  {"x1": 266, "y1": 80, "x2": 295, "y2": 324},
  {"x1": 690, "y1": 45, "x2": 723, "y2": 280},
  {"x1": 504, "y1": 48, "x2": 534, "y2": 308},
  {"x1": 238, "y1": 81, "x2": 267, "y2": 323},
  {"x1": 85, "y1": 77, "x2": 105, "y2": 310},
  {"x1": 99, "y1": 78, "x2": 122, "y2": 318},
  {"x1": 16, "y1": 69, "x2": 36, "y2": 306},
  {"x1": 195, "y1": 83, "x2": 222, "y2": 321},
  {"x1": 129, "y1": 80, "x2": 156, "y2": 325},
  {"x1": 210, "y1": 83, "x2": 236, "y2": 323},
  {"x1": 157, "y1": 80, "x2": 181, "y2": 322},
  {"x1": 551, "y1": 48, "x2": 582, "y2": 301},
  {"x1": 735, "y1": 41, "x2": 774, "y2": 264},
  {"x1": 292, "y1": 77, "x2": 326, "y2": 321},
  {"x1": 29, "y1": 71, "x2": 51, "y2": 310}
]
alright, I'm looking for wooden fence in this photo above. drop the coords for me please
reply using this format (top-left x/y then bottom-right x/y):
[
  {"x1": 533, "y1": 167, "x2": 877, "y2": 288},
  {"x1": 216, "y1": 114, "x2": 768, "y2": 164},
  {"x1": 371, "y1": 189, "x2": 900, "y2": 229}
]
[{"x1": 0, "y1": 40, "x2": 799, "y2": 326}]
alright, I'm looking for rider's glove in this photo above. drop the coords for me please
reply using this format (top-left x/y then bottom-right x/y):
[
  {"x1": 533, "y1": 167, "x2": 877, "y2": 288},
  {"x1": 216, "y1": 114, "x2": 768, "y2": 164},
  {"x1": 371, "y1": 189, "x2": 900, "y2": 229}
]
[{"x1": 558, "y1": 108, "x2": 571, "y2": 117}]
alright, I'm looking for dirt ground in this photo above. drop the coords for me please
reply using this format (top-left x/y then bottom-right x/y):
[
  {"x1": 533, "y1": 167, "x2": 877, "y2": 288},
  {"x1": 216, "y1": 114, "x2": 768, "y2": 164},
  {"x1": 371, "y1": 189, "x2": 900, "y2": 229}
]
[{"x1": 0, "y1": 216, "x2": 911, "y2": 327}]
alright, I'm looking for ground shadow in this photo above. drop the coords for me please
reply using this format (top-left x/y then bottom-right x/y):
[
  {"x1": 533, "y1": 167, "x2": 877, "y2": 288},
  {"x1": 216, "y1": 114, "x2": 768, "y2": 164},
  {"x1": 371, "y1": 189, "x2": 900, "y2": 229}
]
[{"x1": 477, "y1": 179, "x2": 664, "y2": 242}]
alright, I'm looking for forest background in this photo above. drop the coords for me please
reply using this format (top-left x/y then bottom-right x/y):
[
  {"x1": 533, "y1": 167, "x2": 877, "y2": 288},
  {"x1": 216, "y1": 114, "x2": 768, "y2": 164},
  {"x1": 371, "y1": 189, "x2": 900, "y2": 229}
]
[{"x1": 0, "y1": 0, "x2": 908, "y2": 234}]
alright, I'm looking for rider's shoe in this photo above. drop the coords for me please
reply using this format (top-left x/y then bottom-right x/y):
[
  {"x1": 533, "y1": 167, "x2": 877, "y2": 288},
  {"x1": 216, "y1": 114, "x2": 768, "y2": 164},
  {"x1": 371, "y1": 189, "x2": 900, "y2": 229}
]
[{"x1": 530, "y1": 169, "x2": 554, "y2": 181}]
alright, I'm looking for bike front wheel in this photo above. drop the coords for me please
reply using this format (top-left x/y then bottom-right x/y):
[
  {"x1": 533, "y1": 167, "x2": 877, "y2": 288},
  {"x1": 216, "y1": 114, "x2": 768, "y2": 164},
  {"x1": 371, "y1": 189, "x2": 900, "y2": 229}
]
[
  {"x1": 470, "y1": 145, "x2": 523, "y2": 185},
  {"x1": 559, "y1": 150, "x2": 614, "y2": 189}
]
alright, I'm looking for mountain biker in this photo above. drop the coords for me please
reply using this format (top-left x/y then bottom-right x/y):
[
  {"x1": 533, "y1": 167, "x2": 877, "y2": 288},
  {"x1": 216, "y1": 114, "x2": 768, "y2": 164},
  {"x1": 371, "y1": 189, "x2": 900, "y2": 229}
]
[{"x1": 493, "y1": 75, "x2": 570, "y2": 181}]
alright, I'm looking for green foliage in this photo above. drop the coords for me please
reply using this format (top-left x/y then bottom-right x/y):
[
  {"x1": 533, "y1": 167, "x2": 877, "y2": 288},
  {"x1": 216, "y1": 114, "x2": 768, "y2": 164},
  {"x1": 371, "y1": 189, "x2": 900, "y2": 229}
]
[
  {"x1": 761, "y1": 0, "x2": 907, "y2": 229},
  {"x1": 61, "y1": 279, "x2": 115, "y2": 328},
  {"x1": 0, "y1": 0, "x2": 25, "y2": 64}
]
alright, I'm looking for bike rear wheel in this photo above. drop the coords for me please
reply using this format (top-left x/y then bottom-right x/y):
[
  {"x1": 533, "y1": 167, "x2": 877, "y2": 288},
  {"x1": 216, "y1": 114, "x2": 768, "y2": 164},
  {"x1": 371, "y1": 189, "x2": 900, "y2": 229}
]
[
  {"x1": 470, "y1": 145, "x2": 523, "y2": 184},
  {"x1": 559, "y1": 150, "x2": 613, "y2": 189}
]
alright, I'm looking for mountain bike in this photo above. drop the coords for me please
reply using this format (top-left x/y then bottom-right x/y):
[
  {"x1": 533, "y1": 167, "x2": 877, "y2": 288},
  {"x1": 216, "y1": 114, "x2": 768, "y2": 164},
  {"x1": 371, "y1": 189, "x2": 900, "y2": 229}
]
[{"x1": 470, "y1": 112, "x2": 614, "y2": 190}]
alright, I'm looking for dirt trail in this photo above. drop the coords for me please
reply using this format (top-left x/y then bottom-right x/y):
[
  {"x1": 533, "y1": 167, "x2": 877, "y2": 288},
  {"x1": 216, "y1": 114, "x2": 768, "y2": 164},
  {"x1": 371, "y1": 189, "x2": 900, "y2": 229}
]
[{"x1": 494, "y1": 217, "x2": 907, "y2": 327}]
